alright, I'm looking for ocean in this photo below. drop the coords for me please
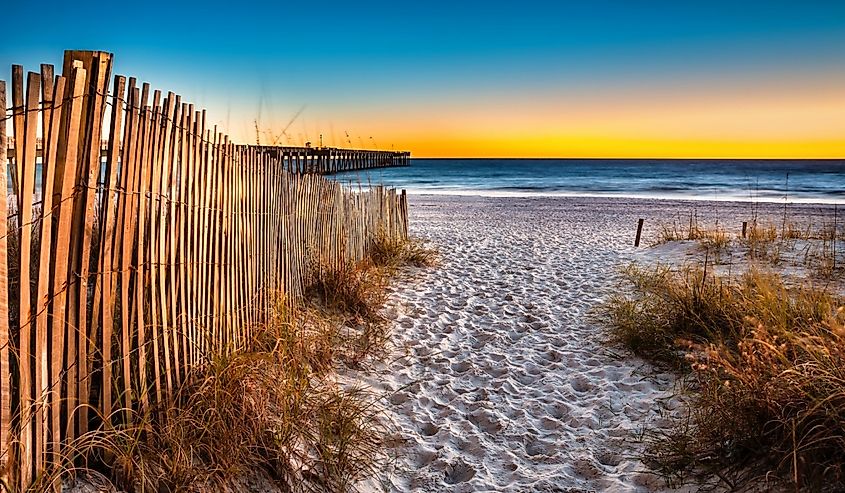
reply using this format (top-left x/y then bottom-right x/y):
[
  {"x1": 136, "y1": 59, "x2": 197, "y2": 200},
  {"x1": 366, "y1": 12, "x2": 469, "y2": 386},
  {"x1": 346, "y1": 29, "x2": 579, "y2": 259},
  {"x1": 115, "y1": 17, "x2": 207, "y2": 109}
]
[{"x1": 333, "y1": 158, "x2": 845, "y2": 204}]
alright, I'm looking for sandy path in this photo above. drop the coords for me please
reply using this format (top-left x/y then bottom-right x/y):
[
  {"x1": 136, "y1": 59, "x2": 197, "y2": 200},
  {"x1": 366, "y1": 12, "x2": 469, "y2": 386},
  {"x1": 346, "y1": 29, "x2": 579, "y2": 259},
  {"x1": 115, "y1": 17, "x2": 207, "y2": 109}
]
[
  {"x1": 353, "y1": 196, "x2": 836, "y2": 492},
  {"x1": 355, "y1": 196, "x2": 679, "y2": 492}
]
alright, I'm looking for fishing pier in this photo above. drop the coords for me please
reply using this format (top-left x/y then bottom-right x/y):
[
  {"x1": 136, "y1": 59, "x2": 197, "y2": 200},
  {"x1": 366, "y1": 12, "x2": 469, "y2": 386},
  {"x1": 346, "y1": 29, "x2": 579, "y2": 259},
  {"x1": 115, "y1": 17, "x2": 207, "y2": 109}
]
[
  {"x1": 5, "y1": 143, "x2": 411, "y2": 175},
  {"x1": 252, "y1": 145, "x2": 411, "y2": 174}
]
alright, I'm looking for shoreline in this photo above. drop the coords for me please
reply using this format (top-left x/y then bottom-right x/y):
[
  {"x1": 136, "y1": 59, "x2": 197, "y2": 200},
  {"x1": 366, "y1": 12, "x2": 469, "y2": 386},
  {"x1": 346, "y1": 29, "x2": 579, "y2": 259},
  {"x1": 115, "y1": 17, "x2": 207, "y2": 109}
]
[{"x1": 401, "y1": 190, "x2": 845, "y2": 205}]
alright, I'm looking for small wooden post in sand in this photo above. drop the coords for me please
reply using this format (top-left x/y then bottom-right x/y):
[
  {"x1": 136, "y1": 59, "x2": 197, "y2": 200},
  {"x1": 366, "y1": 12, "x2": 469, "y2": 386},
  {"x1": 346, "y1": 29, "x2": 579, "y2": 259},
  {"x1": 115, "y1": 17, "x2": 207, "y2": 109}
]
[
  {"x1": 742, "y1": 221, "x2": 748, "y2": 238},
  {"x1": 634, "y1": 218, "x2": 644, "y2": 247}
]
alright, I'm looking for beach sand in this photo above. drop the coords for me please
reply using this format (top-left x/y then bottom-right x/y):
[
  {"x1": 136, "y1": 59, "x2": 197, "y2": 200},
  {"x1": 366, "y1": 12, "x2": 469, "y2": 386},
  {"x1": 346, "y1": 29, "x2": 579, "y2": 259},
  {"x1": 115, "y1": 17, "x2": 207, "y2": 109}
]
[{"x1": 352, "y1": 195, "x2": 838, "y2": 492}]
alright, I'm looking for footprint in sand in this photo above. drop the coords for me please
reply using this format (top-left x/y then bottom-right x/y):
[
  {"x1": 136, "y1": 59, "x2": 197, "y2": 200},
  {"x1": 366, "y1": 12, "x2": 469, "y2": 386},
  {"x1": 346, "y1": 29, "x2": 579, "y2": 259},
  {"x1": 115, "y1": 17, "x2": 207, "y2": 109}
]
[
  {"x1": 418, "y1": 420, "x2": 439, "y2": 437},
  {"x1": 468, "y1": 408, "x2": 502, "y2": 434},
  {"x1": 444, "y1": 459, "x2": 477, "y2": 484},
  {"x1": 524, "y1": 437, "x2": 557, "y2": 458}
]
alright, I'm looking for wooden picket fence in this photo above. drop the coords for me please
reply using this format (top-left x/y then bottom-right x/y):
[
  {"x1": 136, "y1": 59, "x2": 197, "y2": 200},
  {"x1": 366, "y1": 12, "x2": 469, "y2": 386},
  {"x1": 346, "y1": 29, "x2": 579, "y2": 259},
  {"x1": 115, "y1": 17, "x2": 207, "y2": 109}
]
[{"x1": 0, "y1": 50, "x2": 409, "y2": 489}]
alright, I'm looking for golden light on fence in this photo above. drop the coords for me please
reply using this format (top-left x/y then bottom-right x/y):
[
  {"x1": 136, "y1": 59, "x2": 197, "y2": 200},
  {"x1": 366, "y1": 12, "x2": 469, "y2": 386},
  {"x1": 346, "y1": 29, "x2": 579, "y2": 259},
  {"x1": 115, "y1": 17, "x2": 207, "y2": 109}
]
[{"x1": 0, "y1": 50, "x2": 410, "y2": 488}]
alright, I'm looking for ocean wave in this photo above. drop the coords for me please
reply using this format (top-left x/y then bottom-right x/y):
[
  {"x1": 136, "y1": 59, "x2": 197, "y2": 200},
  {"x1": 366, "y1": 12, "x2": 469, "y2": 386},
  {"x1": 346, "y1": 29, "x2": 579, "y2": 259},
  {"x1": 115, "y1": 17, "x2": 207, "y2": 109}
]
[{"x1": 331, "y1": 158, "x2": 845, "y2": 205}]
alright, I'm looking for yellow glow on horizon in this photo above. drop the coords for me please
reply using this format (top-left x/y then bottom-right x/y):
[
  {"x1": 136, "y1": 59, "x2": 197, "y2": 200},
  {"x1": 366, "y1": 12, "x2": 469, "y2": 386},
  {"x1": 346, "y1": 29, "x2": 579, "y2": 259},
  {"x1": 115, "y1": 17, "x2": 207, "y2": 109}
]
[
  {"x1": 238, "y1": 74, "x2": 845, "y2": 158},
  {"x1": 394, "y1": 136, "x2": 845, "y2": 159}
]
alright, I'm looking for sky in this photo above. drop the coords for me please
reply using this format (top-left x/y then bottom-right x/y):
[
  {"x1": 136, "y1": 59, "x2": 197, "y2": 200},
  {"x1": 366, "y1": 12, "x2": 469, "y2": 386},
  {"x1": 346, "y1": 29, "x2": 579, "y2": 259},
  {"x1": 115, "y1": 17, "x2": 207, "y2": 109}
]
[{"x1": 2, "y1": 0, "x2": 845, "y2": 158}]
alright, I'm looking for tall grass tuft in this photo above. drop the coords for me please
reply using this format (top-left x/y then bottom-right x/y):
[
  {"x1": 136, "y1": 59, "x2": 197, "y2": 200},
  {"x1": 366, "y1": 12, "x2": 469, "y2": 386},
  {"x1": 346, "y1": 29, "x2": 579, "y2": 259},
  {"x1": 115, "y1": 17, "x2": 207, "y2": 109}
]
[
  {"x1": 368, "y1": 228, "x2": 436, "y2": 270},
  {"x1": 63, "y1": 303, "x2": 389, "y2": 493},
  {"x1": 602, "y1": 264, "x2": 845, "y2": 489},
  {"x1": 307, "y1": 258, "x2": 388, "y2": 322},
  {"x1": 654, "y1": 212, "x2": 843, "y2": 282}
]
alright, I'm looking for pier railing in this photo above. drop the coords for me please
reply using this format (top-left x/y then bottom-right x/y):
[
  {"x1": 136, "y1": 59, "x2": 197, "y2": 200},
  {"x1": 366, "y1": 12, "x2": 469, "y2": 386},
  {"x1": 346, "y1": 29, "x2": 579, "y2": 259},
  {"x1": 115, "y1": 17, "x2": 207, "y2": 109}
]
[{"x1": 0, "y1": 50, "x2": 409, "y2": 488}]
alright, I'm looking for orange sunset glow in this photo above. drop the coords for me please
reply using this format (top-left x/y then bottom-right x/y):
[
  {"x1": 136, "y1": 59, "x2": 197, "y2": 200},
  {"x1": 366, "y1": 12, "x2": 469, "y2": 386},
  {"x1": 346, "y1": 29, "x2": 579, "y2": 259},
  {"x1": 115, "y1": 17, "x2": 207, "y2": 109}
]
[{"x1": 252, "y1": 71, "x2": 845, "y2": 158}]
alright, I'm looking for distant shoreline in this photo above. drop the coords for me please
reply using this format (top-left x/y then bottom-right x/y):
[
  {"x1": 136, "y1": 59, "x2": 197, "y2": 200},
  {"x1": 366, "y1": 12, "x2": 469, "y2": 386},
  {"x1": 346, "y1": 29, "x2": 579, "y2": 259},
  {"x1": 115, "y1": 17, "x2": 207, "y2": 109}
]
[{"x1": 401, "y1": 189, "x2": 844, "y2": 205}]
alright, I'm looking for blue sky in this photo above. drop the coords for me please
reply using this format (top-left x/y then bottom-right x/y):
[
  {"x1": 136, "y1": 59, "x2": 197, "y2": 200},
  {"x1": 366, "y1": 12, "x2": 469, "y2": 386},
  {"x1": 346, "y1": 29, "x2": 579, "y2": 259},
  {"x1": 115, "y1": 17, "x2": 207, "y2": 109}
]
[{"x1": 2, "y1": 0, "x2": 844, "y2": 156}]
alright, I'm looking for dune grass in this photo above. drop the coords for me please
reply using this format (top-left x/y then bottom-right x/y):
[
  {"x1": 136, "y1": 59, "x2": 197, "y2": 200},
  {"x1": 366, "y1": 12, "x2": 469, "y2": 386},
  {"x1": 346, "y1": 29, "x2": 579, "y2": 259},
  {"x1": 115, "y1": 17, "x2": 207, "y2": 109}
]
[
  {"x1": 368, "y1": 228, "x2": 436, "y2": 270},
  {"x1": 653, "y1": 211, "x2": 844, "y2": 283},
  {"x1": 602, "y1": 264, "x2": 845, "y2": 489},
  {"x1": 51, "y1": 301, "x2": 388, "y2": 493},
  {"x1": 25, "y1": 235, "x2": 435, "y2": 493},
  {"x1": 308, "y1": 258, "x2": 389, "y2": 323},
  {"x1": 654, "y1": 214, "x2": 732, "y2": 262},
  {"x1": 304, "y1": 258, "x2": 398, "y2": 369}
]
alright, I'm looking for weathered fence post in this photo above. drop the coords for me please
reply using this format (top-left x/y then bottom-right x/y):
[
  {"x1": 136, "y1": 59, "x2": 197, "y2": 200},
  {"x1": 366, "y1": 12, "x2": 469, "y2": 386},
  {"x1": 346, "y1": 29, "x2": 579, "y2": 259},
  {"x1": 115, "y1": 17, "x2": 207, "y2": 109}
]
[
  {"x1": 635, "y1": 218, "x2": 644, "y2": 247},
  {"x1": 0, "y1": 79, "x2": 11, "y2": 489}
]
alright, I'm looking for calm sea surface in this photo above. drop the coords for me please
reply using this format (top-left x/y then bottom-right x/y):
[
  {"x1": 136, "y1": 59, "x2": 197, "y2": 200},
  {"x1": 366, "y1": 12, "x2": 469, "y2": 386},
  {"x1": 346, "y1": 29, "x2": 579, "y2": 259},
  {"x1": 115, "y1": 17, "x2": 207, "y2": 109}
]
[{"x1": 333, "y1": 159, "x2": 845, "y2": 204}]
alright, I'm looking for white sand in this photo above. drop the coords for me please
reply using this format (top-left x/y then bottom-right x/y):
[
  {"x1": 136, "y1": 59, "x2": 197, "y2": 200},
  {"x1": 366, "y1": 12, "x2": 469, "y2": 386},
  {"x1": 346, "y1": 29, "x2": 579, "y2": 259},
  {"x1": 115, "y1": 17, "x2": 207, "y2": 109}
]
[{"x1": 351, "y1": 195, "x2": 840, "y2": 492}]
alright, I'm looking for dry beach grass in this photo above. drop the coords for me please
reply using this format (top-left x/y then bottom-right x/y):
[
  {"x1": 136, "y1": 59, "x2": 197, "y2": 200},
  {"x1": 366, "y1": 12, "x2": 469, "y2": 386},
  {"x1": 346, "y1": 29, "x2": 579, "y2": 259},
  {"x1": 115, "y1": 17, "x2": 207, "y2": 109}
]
[
  {"x1": 603, "y1": 253, "x2": 845, "y2": 490},
  {"x1": 16, "y1": 234, "x2": 434, "y2": 493},
  {"x1": 652, "y1": 211, "x2": 844, "y2": 281}
]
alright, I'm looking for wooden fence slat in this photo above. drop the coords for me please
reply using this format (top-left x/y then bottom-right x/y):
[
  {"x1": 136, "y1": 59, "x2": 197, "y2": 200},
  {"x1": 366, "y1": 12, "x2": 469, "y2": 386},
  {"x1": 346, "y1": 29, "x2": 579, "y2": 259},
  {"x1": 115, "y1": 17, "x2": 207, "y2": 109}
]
[
  {"x1": 211, "y1": 130, "x2": 222, "y2": 352},
  {"x1": 197, "y1": 124, "x2": 209, "y2": 357},
  {"x1": 244, "y1": 147, "x2": 253, "y2": 339},
  {"x1": 208, "y1": 131, "x2": 219, "y2": 351},
  {"x1": 65, "y1": 60, "x2": 84, "y2": 445},
  {"x1": 205, "y1": 130, "x2": 215, "y2": 352},
  {"x1": 11, "y1": 65, "x2": 23, "y2": 210},
  {"x1": 0, "y1": 79, "x2": 11, "y2": 487},
  {"x1": 210, "y1": 132, "x2": 223, "y2": 353},
  {"x1": 165, "y1": 96, "x2": 181, "y2": 389},
  {"x1": 182, "y1": 107, "x2": 193, "y2": 371},
  {"x1": 98, "y1": 75, "x2": 126, "y2": 424},
  {"x1": 35, "y1": 74, "x2": 65, "y2": 474},
  {"x1": 220, "y1": 136, "x2": 228, "y2": 350},
  {"x1": 50, "y1": 64, "x2": 87, "y2": 466},
  {"x1": 145, "y1": 91, "x2": 163, "y2": 406},
  {"x1": 197, "y1": 117, "x2": 211, "y2": 361},
  {"x1": 174, "y1": 103, "x2": 188, "y2": 383},
  {"x1": 134, "y1": 89, "x2": 153, "y2": 412},
  {"x1": 39, "y1": 64, "x2": 54, "y2": 199},
  {"x1": 187, "y1": 109, "x2": 200, "y2": 369},
  {"x1": 223, "y1": 140, "x2": 234, "y2": 349},
  {"x1": 35, "y1": 66, "x2": 53, "y2": 477},
  {"x1": 155, "y1": 93, "x2": 175, "y2": 398},
  {"x1": 247, "y1": 149, "x2": 257, "y2": 329},
  {"x1": 230, "y1": 142, "x2": 238, "y2": 346},
  {"x1": 44, "y1": 75, "x2": 67, "y2": 483},
  {"x1": 74, "y1": 52, "x2": 112, "y2": 438},
  {"x1": 232, "y1": 148, "x2": 243, "y2": 343},
  {"x1": 115, "y1": 82, "x2": 139, "y2": 419},
  {"x1": 19, "y1": 71, "x2": 41, "y2": 488},
  {"x1": 185, "y1": 112, "x2": 195, "y2": 365}
]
